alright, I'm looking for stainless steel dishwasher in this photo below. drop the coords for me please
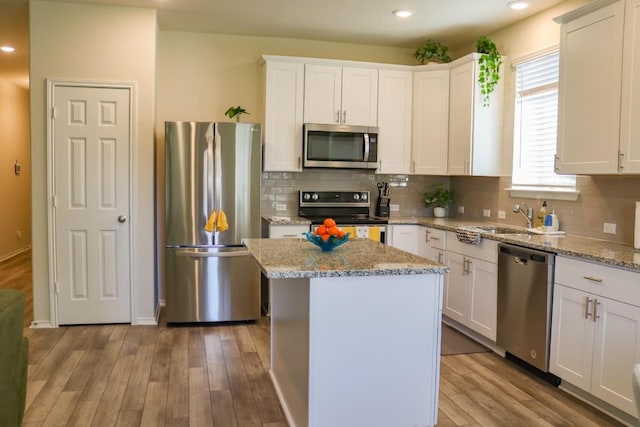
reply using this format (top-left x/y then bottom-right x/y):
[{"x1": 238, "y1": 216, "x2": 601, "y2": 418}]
[{"x1": 497, "y1": 243, "x2": 555, "y2": 374}]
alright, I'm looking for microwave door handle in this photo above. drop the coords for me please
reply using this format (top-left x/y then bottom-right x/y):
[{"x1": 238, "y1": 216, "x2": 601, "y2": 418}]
[{"x1": 363, "y1": 133, "x2": 370, "y2": 161}]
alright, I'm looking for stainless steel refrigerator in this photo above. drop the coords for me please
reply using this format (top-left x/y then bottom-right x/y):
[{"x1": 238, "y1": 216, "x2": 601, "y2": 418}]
[{"x1": 164, "y1": 121, "x2": 261, "y2": 323}]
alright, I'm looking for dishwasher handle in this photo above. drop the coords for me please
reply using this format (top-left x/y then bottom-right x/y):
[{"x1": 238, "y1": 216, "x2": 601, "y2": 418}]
[{"x1": 499, "y1": 243, "x2": 554, "y2": 265}]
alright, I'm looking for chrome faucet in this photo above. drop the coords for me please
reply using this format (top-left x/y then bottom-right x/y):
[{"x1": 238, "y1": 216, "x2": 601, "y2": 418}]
[{"x1": 512, "y1": 204, "x2": 534, "y2": 229}]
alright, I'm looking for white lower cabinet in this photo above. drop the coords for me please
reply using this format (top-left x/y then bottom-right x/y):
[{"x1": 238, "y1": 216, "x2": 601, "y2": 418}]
[
  {"x1": 550, "y1": 256, "x2": 640, "y2": 417},
  {"x1": 417, "y1": 227, "x2": 446, "y2": 264},
  {"x1": 444, "y1": 233, "x2": 498, "y2": 341},
  {"x1": 387, "y1": 225, "x2": 420, "y2": 255}
]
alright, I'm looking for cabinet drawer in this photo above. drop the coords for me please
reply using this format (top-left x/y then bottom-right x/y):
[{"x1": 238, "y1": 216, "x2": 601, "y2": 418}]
[
  {"x1": 425, "y1": 227, "x2": 446, "y2": 250},
  {"x1": 269, "y1": 225, "x2": 309, "y2": 238},
  {"x1": 555, "y1": 256, "x2": 640, "y2": 306},
  {"x1": 446, "y1": 231, "x2": 498, "y2": 263}
]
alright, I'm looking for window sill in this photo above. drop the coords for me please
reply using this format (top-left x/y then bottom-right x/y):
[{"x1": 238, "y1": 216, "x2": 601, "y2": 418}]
[{"x1": 505, "y1": 186, "x2": 580, "y2": 201}]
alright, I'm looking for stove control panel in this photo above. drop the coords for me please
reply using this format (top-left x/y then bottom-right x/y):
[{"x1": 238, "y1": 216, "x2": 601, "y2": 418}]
[{"x1": 299, "y1": 191, "x2": 370, "y2": 207}]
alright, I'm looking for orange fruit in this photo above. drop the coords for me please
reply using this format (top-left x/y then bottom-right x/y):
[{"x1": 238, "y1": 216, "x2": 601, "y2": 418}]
[
  {"x1": 323, "y1": 218, "x2": 336, "y2": 228},
  {"x1": 315, "y1": 225, "x2": 327, "y2": 235},
  {"x1": 337, "y1": 230, "x2": 345, "y2": 238},
  {"x1": 321, "y1": 233, "x2": 330, "y2": 242},
  {"x1": 327, "y1": 226, "x2": 340, "y2": 236}
]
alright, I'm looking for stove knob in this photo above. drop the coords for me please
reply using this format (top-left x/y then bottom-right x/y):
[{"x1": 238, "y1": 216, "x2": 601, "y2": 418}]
[
  {"x1": 361, "y1": 193, "x2": 368, "y2": 201},
  {"x1": 353, "y1": 194, "x2": 360, "y2": 201},
  {"x1": 303, "y1": 193, "x2": 311, "y2": 201},
  {"x1": 311, "y1": 193, "x2": 319, "y2": 201}
]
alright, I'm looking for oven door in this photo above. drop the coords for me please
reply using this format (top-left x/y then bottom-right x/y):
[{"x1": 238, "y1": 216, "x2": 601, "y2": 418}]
[{"x1": 303, "y1": 123, "x2": 378, "y2": 169}]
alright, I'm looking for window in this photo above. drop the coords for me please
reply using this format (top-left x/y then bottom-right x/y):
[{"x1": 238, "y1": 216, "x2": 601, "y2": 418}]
[{"x1": 511, "y1": 49, "x2": 576, "y2": 196}]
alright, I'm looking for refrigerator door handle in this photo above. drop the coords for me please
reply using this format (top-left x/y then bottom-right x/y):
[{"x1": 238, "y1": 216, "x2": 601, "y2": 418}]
[{"x1": 175, "y1": 249, "x2": 252, "y2": 258}]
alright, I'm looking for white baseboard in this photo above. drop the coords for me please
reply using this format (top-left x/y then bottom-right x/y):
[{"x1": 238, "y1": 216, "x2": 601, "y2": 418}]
[
  {"x1": 0, "y1": 246, "x2": 31, "y2": 263},
  {"x1": 29, "y1": 320, "x2": 54, "y2": 328}
]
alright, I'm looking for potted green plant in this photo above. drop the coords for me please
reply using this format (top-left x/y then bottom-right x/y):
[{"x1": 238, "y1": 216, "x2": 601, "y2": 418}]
[
  {"x1": 423, "y1": 183, "x2": 454, "y2": 218},
  {"x1": 414, "y1": 39, "x2": 451, "y2": 65},
  {"x1": 224, "y1": 105, "x2": 250, "y2": 122},
  {"x1": 476, "y1": 35, "x2": 503, "y2": 107}
]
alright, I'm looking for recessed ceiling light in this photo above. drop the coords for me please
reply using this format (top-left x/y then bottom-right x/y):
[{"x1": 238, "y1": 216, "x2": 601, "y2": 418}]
[
  {"x1": 392, "y1": 9, "x2": 415, "y2": 18},
  {"x1": 507, "y1": 1, "x2": 529, "y2": 10},
  {"x1": 0, "y1": 46, "x2": 16, "y2": 53}
]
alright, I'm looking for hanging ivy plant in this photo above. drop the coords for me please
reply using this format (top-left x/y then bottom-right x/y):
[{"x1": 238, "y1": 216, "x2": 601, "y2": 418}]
[{"x1": 475, "y1": 36, "x2": 502, "y2": 107}]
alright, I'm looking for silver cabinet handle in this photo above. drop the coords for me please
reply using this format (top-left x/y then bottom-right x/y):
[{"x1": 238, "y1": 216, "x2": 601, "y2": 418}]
[
  {"x1": 583, "y1": 276, "x2": 603, "y2": 283},
  {"x1": 412, "y1": 160, "x2": 416, "y2": 173},
  {"x1": 592, "y1": 299, "x2": 601, "y2": 322},
  {"x1": 343, "y1": 110, "x2": 347, "y2": 123},
  {"x1": 430, "y1": 237, "x2": 440, "y2": 241},
  {"x1": 584, "y1": 296, "x2": 592, "y2": 319},
  {"x1": 118, "y1": 215, "x2": 127, "y2": 223},
  {"x1": 336, "y1": 110, "x2": 340, "y2": 123},
  {"x1": 176, "y1": 250, "x2": 250, "y2": 258},
  {"x1": 438, "y1": 251, "x2": 443, "y2": 264},
  {"x1": 298, "y1": 156, "x2": 301, "y2": 169},
  {"x1": 425, "y1": 229, "x2": 430, "y2": 243}
]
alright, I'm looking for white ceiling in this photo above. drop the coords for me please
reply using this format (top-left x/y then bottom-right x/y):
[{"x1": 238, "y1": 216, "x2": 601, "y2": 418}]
[{"x1": 0, "y1": 0, "x2": 566, "y2": 89}]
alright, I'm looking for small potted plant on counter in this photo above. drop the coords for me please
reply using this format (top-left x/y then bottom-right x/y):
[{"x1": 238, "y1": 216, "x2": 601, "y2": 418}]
[{"x1": 423, "y1": 183, "x2": 454, "y2": 218}]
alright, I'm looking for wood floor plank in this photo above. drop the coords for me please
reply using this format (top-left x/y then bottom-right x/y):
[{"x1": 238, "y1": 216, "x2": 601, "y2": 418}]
[
  {"x1": 80, "y1": 339, "x2": 126, "y2": 402},
  {"x1": 41, "y1": 390, "x2": 80, "y2": 427},
  {"x1": 66, "y1": 399, "x2": 100, "y2": 427},
  {"x1": 139, "y1": 381, "x2": 168, "y2": 427},
  {"x1": 211, "y1": 389, "x2": 238, "y2": 427},
  {"x1": 438, "y1": 392, "x2": 477, "y2": 426},
  {"x1": 165, "y1": 348, "x2": 189, "y2": 421},
  {"x1": 148, "y1": 328, "x2": 174, "y2": 383},
  {"x1": 203, "y1": 328, "x2": 230, "y2": 392},
  {"x1": 188, "y1": 327, "x2": 206, "y2": 368},
  {"x1": 188, "y1": 367, "x2": 214, "y2": 426},
  {"x1": 221, "y1": 338, "x2": 261, "y2": 426}
]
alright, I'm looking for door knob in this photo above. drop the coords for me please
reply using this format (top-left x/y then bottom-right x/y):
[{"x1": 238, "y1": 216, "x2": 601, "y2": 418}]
[{"x1": 118, "y1": 215, "x2": 127, "y2": 223}]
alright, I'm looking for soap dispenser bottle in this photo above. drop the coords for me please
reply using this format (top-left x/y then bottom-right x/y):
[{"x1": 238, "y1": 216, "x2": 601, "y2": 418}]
[{"x1": 536, "y1": 201, "x2": 548, "y2": 229}]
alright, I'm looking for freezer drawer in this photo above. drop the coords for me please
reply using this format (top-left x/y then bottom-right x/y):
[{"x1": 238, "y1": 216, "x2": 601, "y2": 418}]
[{"x1": 165, "y1": 246, "x2": 260, "y2": 323}]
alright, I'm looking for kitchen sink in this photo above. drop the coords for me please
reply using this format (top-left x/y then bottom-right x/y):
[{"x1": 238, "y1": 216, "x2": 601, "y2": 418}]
[{"x1": 476, "y1": 226, "x2": 531, "y2": 235}]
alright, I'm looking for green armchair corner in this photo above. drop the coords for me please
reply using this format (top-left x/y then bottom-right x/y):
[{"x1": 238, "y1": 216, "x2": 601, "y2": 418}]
[{"x1": 0, "y1": 290, "x2": 29, "y2": 427}]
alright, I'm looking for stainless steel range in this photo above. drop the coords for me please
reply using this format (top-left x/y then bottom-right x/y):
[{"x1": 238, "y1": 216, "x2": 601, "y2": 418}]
[{"x1": 298, "y1": 191, "x2": 387, "y2": 242}]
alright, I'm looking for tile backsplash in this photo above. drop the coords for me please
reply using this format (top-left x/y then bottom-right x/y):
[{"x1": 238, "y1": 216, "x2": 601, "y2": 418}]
[
  {"x1": 261, "y1": 170, "x2": 450, "y2": 218},
  {"x1": 262, "y1": 171, "x2": 640, "y2": 246}
]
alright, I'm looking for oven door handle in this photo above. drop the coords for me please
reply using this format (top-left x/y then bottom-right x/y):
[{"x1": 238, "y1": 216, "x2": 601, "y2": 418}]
[{"x1": 363, "y1": 133, "x2": 370, "y2": 161}]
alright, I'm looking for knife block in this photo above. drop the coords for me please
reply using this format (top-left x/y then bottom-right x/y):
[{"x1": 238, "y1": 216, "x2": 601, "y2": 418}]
[{"x1": 376, "y1": 197, "x2": 390, "y2": 217}]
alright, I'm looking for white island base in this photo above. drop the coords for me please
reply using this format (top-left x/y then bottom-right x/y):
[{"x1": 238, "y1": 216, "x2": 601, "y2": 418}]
[{"x1": 269, "y1": 274, "x2": 443, "y2": 427}]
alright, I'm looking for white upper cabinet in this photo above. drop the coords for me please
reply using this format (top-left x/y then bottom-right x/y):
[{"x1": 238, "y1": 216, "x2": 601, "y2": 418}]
[
  {"x1": 377, "y1": 69, "x2": 413, "y2": 174},
  {"x1": 448, "y1": 54, "x2": 504, "y2": 176},
  {"x1": 412, "y1": 68, "x2": 450, "y2": 175},
  {"x1": 556, "y1": 0, "x2": 640, "y2": 174},
  {"x1": 555, "y1": 0, "x2": 625, "y2": 174},
  {"x1": 262, "y1": 57, "x2": 304, "y2": 172},
  {"x1": 304, "y1": 64, "x2": 378, "y2": 126}
]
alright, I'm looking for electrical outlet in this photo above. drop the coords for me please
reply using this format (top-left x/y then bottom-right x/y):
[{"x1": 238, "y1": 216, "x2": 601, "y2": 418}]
[
  {"x1": 275, "y1": 203, "x2": 287, "y2": 211},
  {"x1": 458, "y1": 206, "x2": 464, "y2": 214},
  {"x1": 483, "y1": 209, "x2": 491, "y2": 218},
  {"x1": 603, "y1": 222, "x2": 617, "y2": 234},
  {"x1": 390, "y1": 204, "x2": 400, "y2": 212},
  {"x1": 497, "y1": 210, "x2": 506, "y2": 219}
]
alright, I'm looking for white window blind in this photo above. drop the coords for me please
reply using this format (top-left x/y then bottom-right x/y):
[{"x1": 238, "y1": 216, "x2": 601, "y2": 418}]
[{"x1": 512, "y1": 50, "x2": 575, "y2": 188}]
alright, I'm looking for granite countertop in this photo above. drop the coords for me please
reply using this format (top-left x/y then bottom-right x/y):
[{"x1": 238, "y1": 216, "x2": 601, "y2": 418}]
[
  {"x1": 261, "y1": 215, "x2": 640, "y2": 272},
  {"x1": 262, "y1": 215, "x2": 311, "y2": 225},
  {"x1": 387, "y1": 216, "x2": 640, "y2": 272},
  {"x1": 243, "y1": 237, "x2": 449, "y2": 279}
]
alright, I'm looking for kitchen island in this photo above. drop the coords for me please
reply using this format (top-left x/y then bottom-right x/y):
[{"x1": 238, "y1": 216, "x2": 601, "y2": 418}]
[{"x1": 243, "y1": 237, "x2": 449, "y2": 427}]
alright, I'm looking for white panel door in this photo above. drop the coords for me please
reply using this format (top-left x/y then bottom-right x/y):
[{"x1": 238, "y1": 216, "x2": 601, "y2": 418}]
[
  {"x1": 341, "y1": 67, "x2": 378, "y2": 126},
  {"x1": 304, "y1": 64, "x2": 342, "y2": 124},
  {"x1": 377, "y1": 69, "x2": 412, "y2": 174},
  {"x1": 448, "y1": 61, "x2": 474, "y2": 175},
  {"x1": 621, "y1": 0, "x2": 640, "y2": 173},
  {"x1": 467, "y1": 257, "x2": 497, "y2": 341},
  {"x1": 443, "y1": 251, "x2": 468, "y2": 324},
  {"x1": 53, "y1": 85, "x2": 131, "y2": 324}
]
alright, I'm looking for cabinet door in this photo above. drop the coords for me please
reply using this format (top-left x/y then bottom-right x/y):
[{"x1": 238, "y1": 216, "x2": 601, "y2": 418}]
[
  {"x1": 549, "y1": 285, "x2": 594, "y2": 391},
  {"x1": 388, "y1": 225, "x2": 419, "y2": 255},
  {"x1": 443, "y1": 251, "x2": 468, "y2": 324},
  {"x1": 377, "y1": 70, "x2": 412, "y2": 174},
  {"x1": 467, "y1": 257, "x2": 497, "y2": 341},
  {"x1": 341, "y1": 67, "x2": 378, "y2": 126},
  {"x1": 448, "y1": 61, "x2": 474, "y2": 175},
  {"x1": 304, "y1": 64, "x2": 342, "y2": 124},
  {"x1": 620, "y1": 0, "x2": 640, "y2": 173},
  {"x1": 591, "y1": 297, "x2": 640, "y2": 416},
  {"x1": 556, "y1": 1, "x2": 624, "y2": 174},
  {"x1": 264, "y1": 60, "x2": 304, "y2": 172},
  {"x1": 412, "y1": 70, "x2": 449, "y2": 175}
]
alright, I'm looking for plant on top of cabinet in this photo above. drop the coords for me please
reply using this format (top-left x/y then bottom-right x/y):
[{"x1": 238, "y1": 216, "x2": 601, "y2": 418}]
[
  {"x1": 423, "y1": 182, "x2": 454, "y2": 217},
  {"x1": 414, "y1": 39, "x2": 452, "y2": 64},
  {"x1": 476, "y1": 36, "x2": 503, "y2": 106}
]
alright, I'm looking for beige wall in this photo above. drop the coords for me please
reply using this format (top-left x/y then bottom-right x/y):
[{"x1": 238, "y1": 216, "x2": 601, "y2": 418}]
[
  {"x1": 0, "y1": 78, "x2": 31, "y2": 260},
  {"x1": 30, "y1": 1, "x2": 157, "y2": 325}
]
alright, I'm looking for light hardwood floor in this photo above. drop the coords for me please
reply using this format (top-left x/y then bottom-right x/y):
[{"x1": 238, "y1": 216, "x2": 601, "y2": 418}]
[{"x1": 3, "y1": 250, "x2": 626, "y2": 426}]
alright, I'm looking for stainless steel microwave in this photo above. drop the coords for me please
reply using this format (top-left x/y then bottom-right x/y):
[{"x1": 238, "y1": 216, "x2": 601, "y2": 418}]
[{"x1": 303, "y1": 123, "x2": 379, "y2": 169}]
